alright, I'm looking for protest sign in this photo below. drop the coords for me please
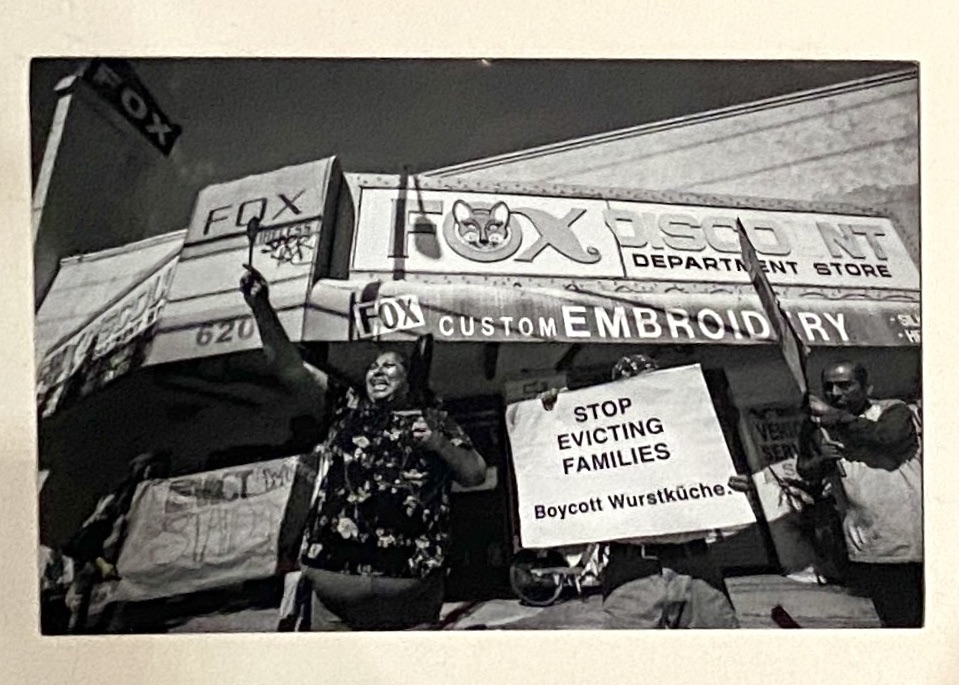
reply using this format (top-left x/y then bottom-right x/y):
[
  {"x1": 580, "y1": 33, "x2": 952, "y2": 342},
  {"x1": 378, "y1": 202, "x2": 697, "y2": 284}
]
[
  {"x1": 105, "y1": 457, "x2": 301, "y2": 604},
  {"x1": 737, "y1": 405, "x2": 817, "y2": 572},
  {"x1": 505, "y1": 364, "x2": 755, "y2": 548},
  {"x1": 740, "y1": 405, "x2": 809, "y2": 519}
]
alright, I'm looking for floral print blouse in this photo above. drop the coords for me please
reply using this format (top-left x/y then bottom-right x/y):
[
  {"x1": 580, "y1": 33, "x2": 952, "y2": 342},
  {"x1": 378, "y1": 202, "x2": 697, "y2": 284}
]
[{"x1": 301, "y1": 386, "x2": 474, "y2": 579}]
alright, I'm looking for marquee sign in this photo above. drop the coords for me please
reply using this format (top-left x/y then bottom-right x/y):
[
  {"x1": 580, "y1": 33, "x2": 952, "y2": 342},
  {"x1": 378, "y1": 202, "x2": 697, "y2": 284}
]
[
  {"x1": 349, "y1": 184, "x2": 919, "y2": 292},
  {"x1": 305, "y1": 279, "x2": 921, "y2": 347},
  {"x1": 82, "y1": 59, "x2": 182, "y2": 156},
  {"x1": 147, "y1": 158, "x2": 341, "y2": 365}
]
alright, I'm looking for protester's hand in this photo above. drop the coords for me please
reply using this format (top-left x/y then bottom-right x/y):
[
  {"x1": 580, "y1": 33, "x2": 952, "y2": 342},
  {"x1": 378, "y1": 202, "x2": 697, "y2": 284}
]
[
  {"x1": 818, "y1": 440, "x2": 843, "y2": 461},
  {"x1": 779, "y1": 478, "x2": 817, "y2": 508},
  {"x1": 240, "y1": 264, "x2": 269, "y2": 308},
  {"x1": 539, "y1": 388, "x2": 561, "y2": 411},
  {"x1": 809, "y1": 395, "x2": 853, "y2": 426},
  {"x1": 64, "y1": 585, "x2": 82, "y2": 614},
  {"x1": 844, "y1": 516, "x2": 868, "y2": 552},
  {"x1": 95, "y1": 557, "x2": 119, "y2": 581},
  {"x1": 808, "y1": 395, "x2": 831, "y2": 416},
  {"x1": 727, "y1": 474, "x2": 754, "y2": 493},
  {"x1": 411, "y1": 409, "x2": 445, "y2": 451}
]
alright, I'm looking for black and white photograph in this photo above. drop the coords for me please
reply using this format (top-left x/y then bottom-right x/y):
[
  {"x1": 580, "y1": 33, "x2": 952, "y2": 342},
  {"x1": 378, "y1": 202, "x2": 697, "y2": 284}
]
[{"x1": 29, "y1": 57, "x2": 923, "y2": 636}]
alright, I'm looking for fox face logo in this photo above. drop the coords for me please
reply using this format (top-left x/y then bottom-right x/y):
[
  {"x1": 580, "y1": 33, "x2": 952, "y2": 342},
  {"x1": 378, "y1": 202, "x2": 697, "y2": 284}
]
[
  {"x1": 445, "y1": 200, "x2": 523, "y2": 262},
  {"x1": 452, "y1": 200, "x2": 511, "y2": 250},
  {"x1": 441, "y1": 198, "x2": 601, "y2": 264}
]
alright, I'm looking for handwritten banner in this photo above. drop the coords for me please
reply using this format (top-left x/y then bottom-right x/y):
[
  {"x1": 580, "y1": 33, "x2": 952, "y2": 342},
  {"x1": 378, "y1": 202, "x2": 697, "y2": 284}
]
[
  {"x1": 107, "y1": 457, "x2": 300, "y2": 604},
  {"x1": 505, "y1": 364, "x2": 755, "y2": 547}
]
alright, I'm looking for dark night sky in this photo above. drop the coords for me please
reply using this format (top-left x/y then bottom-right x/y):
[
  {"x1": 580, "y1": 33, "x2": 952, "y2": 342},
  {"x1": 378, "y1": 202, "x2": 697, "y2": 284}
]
[{"x1": 30, "y1": 58, "x2": 910, "y2": 265}]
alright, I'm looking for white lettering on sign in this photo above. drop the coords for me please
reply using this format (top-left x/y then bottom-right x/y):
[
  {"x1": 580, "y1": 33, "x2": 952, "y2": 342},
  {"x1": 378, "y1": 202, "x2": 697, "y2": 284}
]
[
  {"x1": 437, "y1": 315, "x2": 558, "y2": 339},
  {"x1": 426, "y1": 305, "x2": 874, "y2": 344},
  {"x1": 87, "y1": 61, "x2": 180, "y2": 152},
  {"x1": 895, "y1": 312, "x2": 922, "y2": 343},
  {"x1": 897, "y1": 314, "x2": 921, "y2": 328},
  {"x1": 353, "y1": 295, "x2": 426, "y2": 338}
]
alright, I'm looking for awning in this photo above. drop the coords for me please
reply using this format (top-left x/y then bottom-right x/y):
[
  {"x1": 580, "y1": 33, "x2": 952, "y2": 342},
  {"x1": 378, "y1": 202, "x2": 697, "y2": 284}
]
[
  {"x1": 35, "y1": 251, "x2": 181, "y2": 418},
  {"x1": 304, "y1": 279, "x2": 921, "y2": 348}
]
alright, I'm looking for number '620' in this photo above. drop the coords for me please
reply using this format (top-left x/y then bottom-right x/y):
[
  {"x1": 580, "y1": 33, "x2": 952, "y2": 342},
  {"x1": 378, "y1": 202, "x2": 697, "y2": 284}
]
[{"x1": 196, "y1": 318, "x2": 256, "y2": 346}]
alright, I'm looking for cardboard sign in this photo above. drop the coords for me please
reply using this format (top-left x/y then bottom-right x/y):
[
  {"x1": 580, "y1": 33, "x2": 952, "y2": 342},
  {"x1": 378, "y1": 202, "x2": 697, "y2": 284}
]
[
  {"x1": 738, "y1": 405, "x2": 817, "y2": 572},
  {"x1": 505, "y1": 364, "x2": 755, "y2": 547},
  {"x1": 106, "y1": 457, "x2": 300, "y2": 604},
  {"x1": 741, "y1": 406, "x2": 809, "y2": 519}
]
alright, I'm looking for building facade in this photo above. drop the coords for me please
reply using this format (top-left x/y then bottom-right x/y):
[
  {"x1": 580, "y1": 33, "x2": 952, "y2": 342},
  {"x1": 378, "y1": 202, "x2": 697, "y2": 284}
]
[{"x1": 35, "y1": 69, "x2": 921, "y2": 602}]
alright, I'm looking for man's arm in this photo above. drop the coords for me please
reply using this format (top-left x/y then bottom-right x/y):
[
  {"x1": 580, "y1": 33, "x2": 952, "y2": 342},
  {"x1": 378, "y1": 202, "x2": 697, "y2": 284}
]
[
  {"x1": 834, "y1": 403, "x2": 917, "y2": 449},
  {"x1": 813, "y1": 399, "x2": 917, "y2": 469},
  {"x1": 241, "y1": 267, "x2": 328, "y2": 415},
  {"x1": 796, "y1": 419, "x2": 839, "y2": 485}
]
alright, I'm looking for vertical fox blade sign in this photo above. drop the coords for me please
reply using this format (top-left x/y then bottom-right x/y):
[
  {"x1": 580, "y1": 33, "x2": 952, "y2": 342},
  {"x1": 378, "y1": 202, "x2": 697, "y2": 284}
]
[
  {"x1": 736, "y1": 219, "x2": 810, "y2": 397},
  {"x1": 81, "y1": 59, "x2": 182, "y2": 156}
]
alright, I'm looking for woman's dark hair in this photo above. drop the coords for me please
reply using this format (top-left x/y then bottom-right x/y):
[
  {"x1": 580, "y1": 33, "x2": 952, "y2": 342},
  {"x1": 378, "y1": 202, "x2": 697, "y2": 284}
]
[{"x1": 611, "y1": 354, "x2": 659, "y2": 380}]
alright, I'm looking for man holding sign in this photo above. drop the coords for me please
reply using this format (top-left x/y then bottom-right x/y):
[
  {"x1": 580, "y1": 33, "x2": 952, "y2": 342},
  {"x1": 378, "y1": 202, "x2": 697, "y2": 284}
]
[
  {"x1": 507, "y1": 355, "x2": 755, "y2": 628},
  {"x1": 798, "y1": 361, "x2": 923, "y2": 627}
]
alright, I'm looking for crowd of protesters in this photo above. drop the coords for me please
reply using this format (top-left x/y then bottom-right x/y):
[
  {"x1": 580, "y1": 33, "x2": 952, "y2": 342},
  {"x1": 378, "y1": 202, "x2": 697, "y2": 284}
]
[{"x1": 38, "y1": 267, "x2": 922, "y2": 632}]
